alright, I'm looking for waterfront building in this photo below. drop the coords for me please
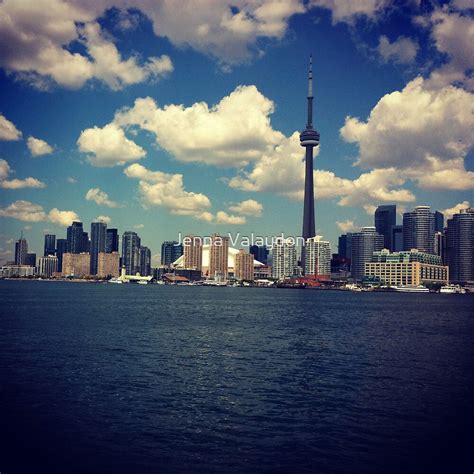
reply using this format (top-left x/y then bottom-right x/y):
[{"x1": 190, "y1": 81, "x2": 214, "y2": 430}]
[
  {"x1": 106, "y1": 228, "x2": 119, "y2": 253},
  {"x1": 391, "y1": 225, "x2": 403, "y2": 252},
  {"x1": 183, "y1": 236, "x2": 203, "y2": 271},
  {"x1": 43, "y1": 234, "x2": 56, "y2": 256},
  {"x1": 67, "y1": 221, "x2": 84, "y2": 253},
  {"x1": 14, "y1": 235, "x2": 28, "y2": 265},
  {"x1": 365, "y1": 249, "x2": 448, "y2": 286},
  {"x1": 305, "y1": 236, "x2": 331, "y2": 277},
  {"x1": 249, "y1": 245, "x2": 269, "y2": 265},
  {"x1": 234, "y1": 249, "x2": 254, "y2": 281},
  {"x1": 0, "y1": 265, "x2": 34, "y2": 278},
  {"x1": 62, "y1": 252, "x2": 90, "y2": 277},
  {"x1": 403, "y1": 206, "x2": 435, "y2": 253},
  {"x1": 56, "y1": 238, "x2": 67, "y2": 272},
  {"x1": 272, "y1": 238, "x2": 297, "y2": 280},
  {"x1": 122, "y1": 231, "x2": 141, "y2": 275},
  {"x1": 338, "y1": 233, "x2": 353, "y2": 260},
  {"x1": 38, "y1": 255, "x2": 58, "y2": 277},
  {"x1": 161, "y1": 241, "x2": 183, "y2": 266},
  {"x1": 90, "y1": 221, "x2": 107, "y2": 275},
  {"x1": 97, "y1": 252, "x2": 120, "y2": 278},
  {"x1": 300, "y1": 55, "x2": 320, "y2": 270},
  {"x1": 209, "y1": 234, "x2": 229, "y2": 279},
  {"x1": 351, "y1": 227, "x2": 384, "y2": 281},
  {"x1": 139, "y1": 246, "x2": 151, "y2": 276},
  {"x1": 446, "y1": 208, "x2": 474, "y2": 284},
  {"x1": 254, "y1": 265, "x2": 272, "y2": 279},
  {"x1": 25, "y1": 253, "x2": 36, "y2": 268},
  {"x1": 375, "y1": 205, "x2": 396, "y2": 250}
]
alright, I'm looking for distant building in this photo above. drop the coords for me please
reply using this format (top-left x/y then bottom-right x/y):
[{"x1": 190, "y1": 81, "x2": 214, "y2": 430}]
[
  {"x1": 97, "y1": 252, "x2": 120, "y2": 278},
  {"x1": 434, "y1": 231, "x2": 446, "y2": 263},
  {"x1": 272, "y1": 238, "x2": 297, "y2": 280},
  {"x1": 183, "y1": 236, "x2": 203, "y2": 271},
  {"x1": 249, "y1": 245, "x2": 269, "y2": 265},
  {"x1": 25, "y1": 253, "x2": 36, "y2": 268},
  {"x1": 106, "y1": 228, "x2": 119, "y2": 253},
  {"x1": 305, "y1": 236, "x2": 331, "y2": 277},
  {"x1": 38, "y1": 255, "x2": 58, "y2": 277},
  {"x1": 82, "y1": 232, "x2": 90, "y2": 253},
  {"x1": 122, "y1": 231, "x2": 141, "y2": 275},
  {"x1": 234, "y1": 249, "x2": 254, "y2": 281},
  {"x1": 365, "y1": 249, "x2": 448, "y2": 286},
  {"x1": 56, "y1": 238, "x2": 67, "y2": 272},
  {"x1": 391, "y1": 225, "x2": 403, "y2": 252},
  {"x1": 338, "y1": 233, "x2": 353, "y2": 260},
  {"x1": 44, "y1": 234, "x2": 56, "y2": 256},
  {"x1": 139, "y1": 246, "x2": 151, "y2": 276},
  {"x1": 90, "y1": 222, "x2": 107, "y2": 275},
  {"x1": 161, "y1": 241, "x2": 183, "y2": 266},
  {"x1": 446, "y1": 208, "x2": 474, "y2": 284},
  {"x1": 375, "y1": 205, "x2": 396, "y2": 250},
  {"x1": 0, "y1": 265, "x2": 34, "y2": 278},
  {"x1": 403, "y1": 206, "x2": 435, "y2": 254},
  {"x1": 14, "y1": 236, "x2": 28, "y2": 265},
  {"x1": 209, "y1": 234, "x2": 229, "y2": 279},
  {"x1": 62, "y1": 252, "x2": 91, "y2": 277},
  {"x1": 351, "y1": 227, "x2": 384, "y2": 281},
  {"x1": 67, "y1": 221, "x2": 84, "y2": 253}
]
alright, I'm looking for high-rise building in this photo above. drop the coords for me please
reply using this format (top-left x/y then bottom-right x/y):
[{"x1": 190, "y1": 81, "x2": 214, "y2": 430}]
[
  {"x1": 272, "y1": 238, "x2": 297, "y2": 280},
  {"x1": 38, "y1": 255, "x2": 58, "y2": 277},
  {"x1": 56, "y1": 238, "x2": 67, "y2": 272},
  {"x1": 67, "y1": 221, "x2": 84, "y2": 253},
  {"x1": 25, "y1": 253, "x2": 36, "y2": 268},
  {"x1": 106, "y1": 228, "x2": 119, "y2": 253},
  {"x1": 391, "y1": 225, "x2": 403, "y2": 252},
  {"x1": 249, "y1": 245, "x2": 269, "y2": 265},
  {"x1": 122, "y1": 231, "x2": 141, "y2": 275},
  {"x1": 338, "y1": 233, "x2": 353, "y2": 260},
  {"x1": 97, "y1": 252, "x2": 120, "y2": 278},
  {"x1": 209, "y1": 234, "x2": 229, "y2": 279},
  {"x1": 305, "y1": 236, "x2": 331, "y2": 277},
  {"x1": 90, "y1": 221, "x2": 107, "y2": 275},
  {"x1": 62, "y1": 253, "x2": 90, "y2": 277},
  {"x1": 139, "y1": 246, "x2": 151, "y2": 276},
  {"x1": 234, "y1": 249, "x2": 254, "y2": 281},
  {"x1": 446, "y1": 208, "x2": 474, "y2": 284},
  {"x1": 375, "y1": 205, "x2": 396, "y2": 250},
  {"x1": 161, "y1": 241, "x2": 183, "y2": 266},
  {"x1": 43, "y1": 234, "x2": 56, "y2": 256},
  {"x1": 351, "y1": 227, "x2": 384, "y2": 281},
  {"x1": 434, "y1": 211, "x2": 444, "y2": 233},
  {"x1": 403, "y1": 206, "x2": 435, "y2": 253},
  {"x1": 434, "y1": 231, "x2": 446, "y2": 263},
  {"x1": 82, "y1": 232, "x2": 90, "y2": 253},
  {"x1": 14, "y1": 235, "x2": 28, "y2": 265},
  {"x1": 300, "y1": 55, "x2": 320, "y2": 270},
  {"x1": 183, "y1": 236, "x2": 203, "y2": 271}
]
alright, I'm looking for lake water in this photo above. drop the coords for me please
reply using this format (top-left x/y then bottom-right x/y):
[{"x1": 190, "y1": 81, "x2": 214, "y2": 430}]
[{"x1": 1, "y1": 280, "x2": 473, "y2": 473}]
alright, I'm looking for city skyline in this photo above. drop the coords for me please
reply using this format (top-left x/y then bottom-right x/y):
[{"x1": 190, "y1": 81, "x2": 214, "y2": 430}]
[{"x1": 0, "y1": 1, "x2": 473, "y2": 264}]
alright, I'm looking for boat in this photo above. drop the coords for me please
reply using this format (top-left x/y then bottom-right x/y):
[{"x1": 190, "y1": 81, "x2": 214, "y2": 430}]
[
  {"x1": 137, "y1": 280, "x2": 148, "y2": 285},
  {"x1": 392, "y1": 285, "x2": 430, "y2": 293},
  {"x1": 108, "y1": 278, "x2": 123, "y2": 284},
  {"x1": 440, "y1": 284, "x2": 466, "y2": 294}
]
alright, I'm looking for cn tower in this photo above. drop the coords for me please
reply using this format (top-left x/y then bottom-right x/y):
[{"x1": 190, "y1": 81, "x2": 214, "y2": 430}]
[{"x1": 300, "y1": 55, "x2": 320, "y2": 271}]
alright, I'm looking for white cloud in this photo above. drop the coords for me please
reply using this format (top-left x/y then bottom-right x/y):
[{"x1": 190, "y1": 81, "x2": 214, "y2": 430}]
[
  {"x1": 0, "y1": 113, "x2": 22, "y2": 140},
  {"x1": 77, "y1": 123, "x2": 146, "y2": 167},
  {"x1": 27, "y1": 136, "x2": 54, "y2": 156},
  {"x1": 67, "y1": 177, "x2": 77, "y2": 184},
  {"x1": 215, "y1": 211, "x2": 246, "y2": 225},
  {"x1": 440, "y1": 201, "x2": 471, "y2": 220},
  {"x1": 0, "y1": 158, "x2": 46, "y2": 189},
  {"x1": 134, "y1": 223, "x2": 144, "y2": 229},
  {"x1": 336, "y1": 219, "x2": 358, "y2": 233},
  {"x1": 311, "y1": 0, "x2": 390, "y2": 24},
  {"x1": 96, "y1": 215, "x2": 111, "y2": 224},
  {"x1": 47, "y1": 208, "x2": 80, "y2": 227},
  {"x1": 378, "y1": 35, "x2": 419, "y2": 64},
  {"x1": 114, "y1": 85, "x2": 284, "y2": 167},
  {"x1": 228, "y1": 199, "x2": 263, "y2": 216},
  {"x1": 85, "y1": 187, "x2": 122, "y2": 208},
  {"x1": 0, "y1": 200, "x2": 79, "y2": 226}
]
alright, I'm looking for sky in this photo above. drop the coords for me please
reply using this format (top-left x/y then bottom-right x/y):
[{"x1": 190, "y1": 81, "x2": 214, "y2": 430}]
[{"x1": 0, "y1": 0, "x2": 473, "y2": 264}]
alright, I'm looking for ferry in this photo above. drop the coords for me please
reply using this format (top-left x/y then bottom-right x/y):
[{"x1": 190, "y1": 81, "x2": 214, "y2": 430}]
[
  {"x1": 108, "y1": 278, "x2": 123, "y2": 284},
  {"x1": 440, "y1": 284, "x2": 466, "y2": 294},
  {"x1": 137, "y1": 280, "x2": 148, "y2": 285},
  {"x1": 392, "y1": 285, "x2": 430, "y2": 293}
]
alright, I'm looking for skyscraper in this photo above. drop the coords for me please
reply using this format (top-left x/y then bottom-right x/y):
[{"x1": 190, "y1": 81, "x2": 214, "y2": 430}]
[
  {"x1": 272, "y1": 238, "x2": 297, "y2": 280},
  {"x1": 375, "y1": 205, "x2": 396, "y2": 250},
  {"x1": 56, "y1": 238, "x2": 67, "y2": 272},
  {"x1": 43, "y1": 234, "x2": 56, "y2": 256},
  {"x1": 434, "y1": 211, "x2": 444, "y2": 233},
  {"x1": 209, "y1": 234, "x2": 229, "y2": 279},
  {"x1": 25, "y1": 253, "x2": 36, "y2": 268},
  {"x1": 139, "y1": 246, "x2": 151, "y2": 276},
  {"x1": 161, "y1": 241, "x2": 183, "y2": 266},
  {"x1": 446, "y1": 208, "x2": 474, "y2": 284},
  {"x1": 67, "y1": 221, "x2": 84, "y2": 253},
  {"x1": 391, "y1": 225, "x2": 403, "y2": 252},
  {"x1": 90, "y1": 222, "x2": 107, "y2": 275},
  {"x1": 305, "y1": 236, "x2": 331, "y2": 277},
  {"x1": 183, "y1": 236, "x2": 203, "y2": 271},
  {"x1": 122, "y1": 231, "x2": 141, "y2": 275},
  {"x1": 249, "y1": 245, "x2": 269, "y2": 265},
  {"x1": 403, "y1": 206, "x2": 435, "y2": 253},
  {"x1": 300, "y1": 55, "x2": 320, "y2": 270},
  {"x1": 106, "y1": 228, "x2": 119, "y2": 253},
  {"x1": 97, "y1": 252, "x2": 120, "y2": 278},
  {"x1": 38, "y1": 255, "x2": 58, "y2": 277},
  {"x1": 234, "y1": 249, "x2": 254, "y2": 281},
  {"x1": 14, "y1": 235, "x2": 28, "y2": 265},
  {"x1": 351, "y1": 227, "x2": 384, "y2": 281},
  {"x1": 338, "y1": 233, "x2": 353, "y2": 259}
]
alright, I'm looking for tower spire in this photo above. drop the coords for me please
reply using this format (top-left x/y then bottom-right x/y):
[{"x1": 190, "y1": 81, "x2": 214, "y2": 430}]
[{"x1": 307, "y1": 54, "x2": 313, "y2": 128}]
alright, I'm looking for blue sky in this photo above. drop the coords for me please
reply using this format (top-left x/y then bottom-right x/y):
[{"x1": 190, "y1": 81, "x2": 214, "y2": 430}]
[{"x1": 0, "y1": 0, "x2": 473, "y2": 263}]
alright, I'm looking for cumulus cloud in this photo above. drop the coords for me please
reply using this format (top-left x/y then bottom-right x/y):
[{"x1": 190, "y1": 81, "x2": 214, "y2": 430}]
[
  {"x1": 336, "y1": 219, "x2": 358, "y2": 233},
  {"x1": 96, "y1": 215, "x2": 111, "y2": 224},
  {"x1": 134, "y1": 223, "x2": 144, "y2": 229},
  {"x1": 47, "y1": 208, "x2": 80, "y2": 226},
  {"x1": 85, "y1": 187, "x2": 122, "y2": 208},
  {"x1": 311, "y1": 0, "x2": 391, "y2": 24},
  {"x1": 378, "y1": 35, "x2": 419, "y2": 64},
  {"x1": 0, "y1": 200, "x2": 79, "y2": 226},
  {"x1": 440, "y1": 201, "x2": 471, "y2": 220},
  {"x1": 215, "y1": 211, "x2": 246, "y2": 225},
  {"x1": 114, "y1": 85, "x2": 284, "y2": 167},
  {"x1": 228, "y1": 199, "x2": 263, "y2": 216},
  {"x1": 0, "y1": 113, "x2": 22, "y2": 140},
  {"x1": 27, "y1": 136, "x2": 54, "y2": 156},
  {"x1": 0, "y1": 158, "x2": 46, "y2": 189},
  {"x1": 77, "y1": 123, "x2": 146, "y2": 167}
]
